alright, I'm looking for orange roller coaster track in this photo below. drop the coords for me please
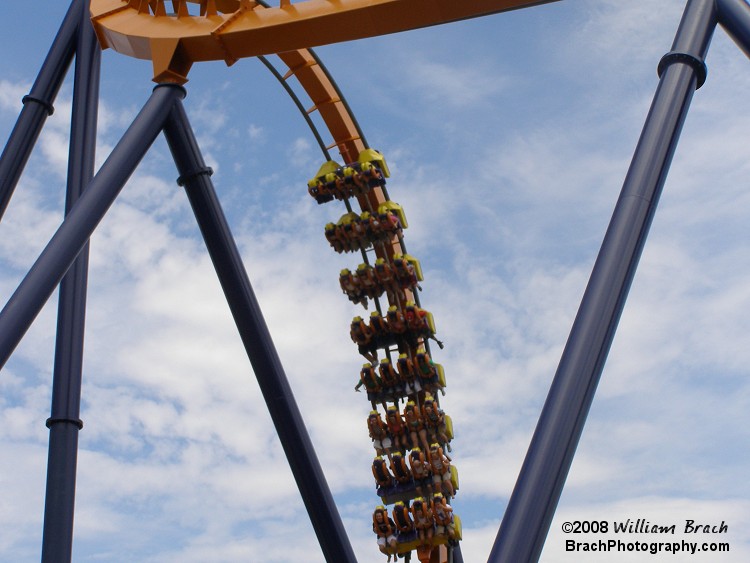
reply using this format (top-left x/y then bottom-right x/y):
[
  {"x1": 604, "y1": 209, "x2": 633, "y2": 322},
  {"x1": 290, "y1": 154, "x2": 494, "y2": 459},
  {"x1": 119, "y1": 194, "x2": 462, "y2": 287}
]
[{"x1": 90, "y1": 0, "x2": 558, "y2": 83}]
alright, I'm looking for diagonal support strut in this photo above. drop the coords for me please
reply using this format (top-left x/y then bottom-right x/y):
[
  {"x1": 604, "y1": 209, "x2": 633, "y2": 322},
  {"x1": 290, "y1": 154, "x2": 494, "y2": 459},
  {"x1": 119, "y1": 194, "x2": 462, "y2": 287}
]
[
  {"x1": 490, "y1": 0, "x2": 718, "y2": 560},
  {"x1": 162, "y1": 98, "x2": 358, "y2": 563}
]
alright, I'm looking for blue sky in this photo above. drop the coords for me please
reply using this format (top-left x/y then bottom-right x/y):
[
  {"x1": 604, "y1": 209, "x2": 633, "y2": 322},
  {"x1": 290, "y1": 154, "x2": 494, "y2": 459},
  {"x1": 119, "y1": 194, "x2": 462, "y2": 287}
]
[{"x1": 1, "y1": 1, "x2": 750, "y2": 562}]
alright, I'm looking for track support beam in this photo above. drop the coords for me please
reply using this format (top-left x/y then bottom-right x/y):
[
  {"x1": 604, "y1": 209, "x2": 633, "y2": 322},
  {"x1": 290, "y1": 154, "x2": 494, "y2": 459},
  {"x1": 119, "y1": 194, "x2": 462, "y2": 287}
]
[
  {"x1": 0, "y1": 84, "x2": 184, "y2": 371},
  {"x1": 162, "y1": 98, "x2": 358, "y2": 563},
  {"x1": 489, "y1": 1, "x2": 718, "y2": 561},
  {"x1": 0, "y1": 0, "x2": 80, "y2": 220},
  {"x1": 41, "y1": 2, "x2": 101, "y2": 561},
  {"x1": 717, "y1": 0, "x2": 750, "y2": 58}
]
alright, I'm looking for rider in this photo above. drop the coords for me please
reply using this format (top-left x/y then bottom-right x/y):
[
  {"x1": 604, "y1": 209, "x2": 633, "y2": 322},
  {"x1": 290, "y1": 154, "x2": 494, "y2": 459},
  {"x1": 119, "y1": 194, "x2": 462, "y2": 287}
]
[
  {"x1": 379, "y1": 358, "x2": 401, "y2": 391},
  {"x1": 411, "y1": 496, "x2": 434, "y2": 546},
  {"x1": 367, "y1": 410, "x2": 391, "y2": 455},
  {"x1": 403, "y1": 400, "x2": 429, "y2": 452},
  {"x1": 421, "y1": 393, "x2": 451, "y2": 450},
  {"x1": 324, "y1": 222, "x2": 344, "y2": 253},
  {"x1": 428, "y1": 443, "x2": 455, "y2": 498},
  {"x1": 374, "y1": 258, "x2": 397, "y2": 299},
  {"x1": 350, "y1": 316, "x2": 376, "y2": 362},
  {"x1": 408, "y1": 446, "x2": 433, "y2": 497},
  {"x1": 392, "y1": 500, "x2": 414, "y2": 534},
  {"x1": 372, "y1": 455, "x2": 394, "y2": 489},
  {"x1": 414, "y1": 349, "x2": 445, "y2": 395},
  {"x1": 431, "y1": 493, "x2": 456, "y2": 540},
  {"x1": 388, "y1": 450, "x2": 413, "y2": 486},
  {"x1": 355, "y1": 362, "x2": 382, "y2": 398},
  {"x1": 396, "y1": 353, "x2": 421, "y2": 395},
  {"x1": 339, "y1": 268, "x2": 365, "y2": 306},
  {"x1": 357, "y1": 262, "x2": 379, "y2": 299},
  {"x1": 372, "y1": 505, "x2": 398, "y2": 560},
  {"x1": 385, "y1": 404, "x2": 409, "y2": 452}
]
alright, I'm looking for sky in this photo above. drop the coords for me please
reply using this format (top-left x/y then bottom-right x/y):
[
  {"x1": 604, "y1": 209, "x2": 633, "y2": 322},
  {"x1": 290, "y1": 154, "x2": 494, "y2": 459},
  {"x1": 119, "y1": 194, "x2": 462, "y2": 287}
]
[{"x1": 1, "y1": 1, "x2": 750, "y2": 562}]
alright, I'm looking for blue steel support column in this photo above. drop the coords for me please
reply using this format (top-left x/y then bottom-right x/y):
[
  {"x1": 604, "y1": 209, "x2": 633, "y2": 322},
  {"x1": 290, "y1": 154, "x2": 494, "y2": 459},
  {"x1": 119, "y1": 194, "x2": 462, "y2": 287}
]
[
  {"x1": 718, "y1": 0, "x2": 750, "y2": 58},
  {"x1": 0, "y1": 84, "x2": 185, "y2": 371},
  {"x1": 0, "y1": 0, "x2": 80, "y2": 220},
  {"x1": 161, "y1": 99, "x2": 357, "y2": 563},
  {"x1": 489, "y1": 1, "x2": 717, "y2": 562},
  {"x1": 41, "y1": 4, "x2": 101, "y2": 561}
]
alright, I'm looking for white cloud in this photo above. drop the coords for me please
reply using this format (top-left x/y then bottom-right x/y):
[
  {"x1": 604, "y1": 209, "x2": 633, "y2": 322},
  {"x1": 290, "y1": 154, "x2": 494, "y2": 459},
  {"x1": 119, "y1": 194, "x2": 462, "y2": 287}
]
[{"x1": 2, "y1": 1, "x2": 750, "y2": 561}]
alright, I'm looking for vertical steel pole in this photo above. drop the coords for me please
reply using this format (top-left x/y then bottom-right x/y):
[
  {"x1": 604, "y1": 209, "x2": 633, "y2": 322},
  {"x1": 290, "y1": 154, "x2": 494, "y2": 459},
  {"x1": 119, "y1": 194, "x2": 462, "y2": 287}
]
[
  {"x1": 0, "y1": 84, "x2": 185, "y2": 371},
  {"x1": 489, "y1": 1, "x2": 717, "y2": 561},
  {"x1": 717, "y1": 0, "x2": 750, "y2": 58},
  {"x1": 41, "y1": 4, "x2": 101, "y2": 561},
  {"x1": 0, "y1": 0, "x2": 79, "y2": 221},
  {"x1": 162, "y1": 99, "x2": 358, "y2": 563}
]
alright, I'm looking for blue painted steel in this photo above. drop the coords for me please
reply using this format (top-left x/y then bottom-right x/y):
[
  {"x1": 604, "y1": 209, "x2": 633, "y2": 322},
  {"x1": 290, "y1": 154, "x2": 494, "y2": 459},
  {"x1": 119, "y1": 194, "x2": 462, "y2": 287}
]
[
  {"x1": 0, "y1": 84, "x2": 185, "y2": 371},
  {"x1": 718, "y1": 0, "x2": 750, "y2": 58},
  {"x1": 0, "y1": 0, "x2": 80, "y2": 220},
  {"x1": 41, "y1": 3, "x2": 101, "y2": 561},
  {"x1": 162, "y1": 99, "x2": 358, "y2": 563},
  {"x1": 489, "y1": 1, "x2": 718, "y2": 561}
]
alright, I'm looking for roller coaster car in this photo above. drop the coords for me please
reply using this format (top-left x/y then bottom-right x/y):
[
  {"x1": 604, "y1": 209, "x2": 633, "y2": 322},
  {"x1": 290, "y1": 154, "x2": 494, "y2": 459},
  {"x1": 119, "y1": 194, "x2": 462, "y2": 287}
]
[
  {"x1": 397, "y1": 515, "x2": 463, "y2": 556},
  {"x1": 308, "y1": 151, "x2": 387, "y2": 204},
  {"x1": 378, "y1": 201, "x2": 408, "y2": 229},
  {"x1": 377, "y1": 474, "x2": 433, "y2": 505},
  {"x1": 367, "y1": 387, "x2": 405, "y2": 407},
  {"x1": 360, "y1": 210, "x2": 401, "y2": 245},
  {"x1": 336, "y1": 211, "x2": 366, "y2": 252},
  {"x1": 376, "y1": 210, "x2": 404, "y2": 240},
  {"x1": 379, "y1": 461, "x2": 459, "y2": 505},
  {"x1": 328, "y1": 209, "x2": 403, "y2": 255},
  {"x1": 338, "y1": 165, "x2": 370, "y2": 198},
  {"x1": 394, "y1": 254, "x2": 424, "y2": 282},
  {"x1": 340, "y1": 263, "x2": 392, "y2": 304},
  {"x1": 307, "y1": 160, "x2": 341, "y2": 204},
  {"x1": 369, "y1": 311, "x2": 399, "y2": 349},
  {"x1": 358, "y1": 148, "x2": 391, "y2": 178},
  {"x1": 356, "y1": 161, "x2": 387, "y2": 190}
]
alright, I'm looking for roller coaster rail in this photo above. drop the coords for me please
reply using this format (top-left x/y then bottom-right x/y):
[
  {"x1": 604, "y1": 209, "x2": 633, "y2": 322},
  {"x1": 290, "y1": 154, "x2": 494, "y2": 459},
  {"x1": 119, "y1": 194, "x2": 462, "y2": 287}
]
[{"x1": 1, "y1": 0, "x2": 749, "y2": 562}]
